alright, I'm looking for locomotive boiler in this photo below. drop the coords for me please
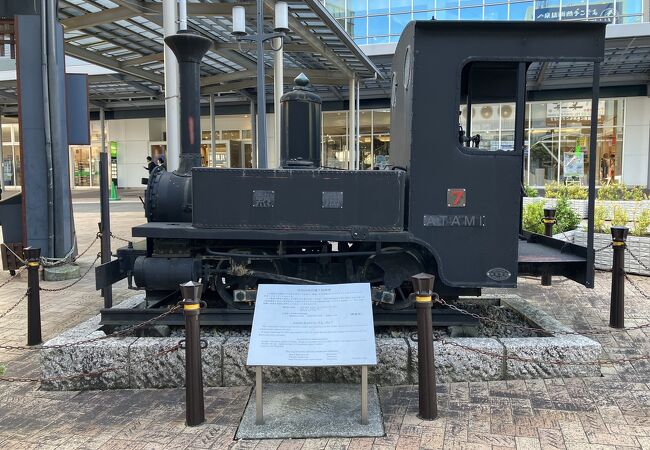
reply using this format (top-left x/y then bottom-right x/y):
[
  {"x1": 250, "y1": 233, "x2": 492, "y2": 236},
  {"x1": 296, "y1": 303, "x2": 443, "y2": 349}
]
[{"x1": 96, "y1": 21, "x2": 606, "y2": 324}]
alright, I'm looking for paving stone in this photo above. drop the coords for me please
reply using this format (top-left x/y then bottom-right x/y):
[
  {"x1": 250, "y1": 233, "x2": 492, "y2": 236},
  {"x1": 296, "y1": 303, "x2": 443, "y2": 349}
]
[{"x1": 3, "y1": 206, "x2": 650, "y2": 448}]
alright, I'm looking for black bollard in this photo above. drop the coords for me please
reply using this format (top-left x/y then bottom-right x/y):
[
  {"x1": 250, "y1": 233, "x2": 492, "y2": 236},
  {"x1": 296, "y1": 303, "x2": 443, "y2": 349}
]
[
  {"x1": 180, "y1": 281, "x2": 205, "y2": 427},
  {"x1": 411, "y1": 272, "x2": 438, "y2": 420},
  {"x1": 99, "y1": 150, "x2": 113, "y2": 308},
  {"x1": 610, "y1": 226, "x2": 628, "y2": 329},
  {"x1": 541, "y1": 207, "x2": 557, "y2": 286},
  {"x1": 24, "y1": 247, "x2": 42, "y2": 346}
]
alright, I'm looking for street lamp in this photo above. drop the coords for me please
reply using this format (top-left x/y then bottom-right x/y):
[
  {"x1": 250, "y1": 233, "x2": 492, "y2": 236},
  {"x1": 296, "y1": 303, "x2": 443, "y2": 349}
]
[{"x1": 231, "y1": 1, "x2": 289, "y2": 169}]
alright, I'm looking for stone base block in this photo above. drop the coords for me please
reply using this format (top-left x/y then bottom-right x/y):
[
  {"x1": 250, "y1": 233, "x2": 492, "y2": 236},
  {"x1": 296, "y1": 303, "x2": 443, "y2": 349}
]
[
  {"x1": 43, "y1": 264, "x2": 80, "y2": 281},
  {"x1": 40, "y1": 293, "x2": 603, "y2": 390}
]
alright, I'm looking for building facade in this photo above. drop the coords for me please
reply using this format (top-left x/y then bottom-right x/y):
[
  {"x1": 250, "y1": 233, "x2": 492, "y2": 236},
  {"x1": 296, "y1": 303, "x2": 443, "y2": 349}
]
[{"x1": 1, "y1": 1, "x2": 649, "y2": 189}]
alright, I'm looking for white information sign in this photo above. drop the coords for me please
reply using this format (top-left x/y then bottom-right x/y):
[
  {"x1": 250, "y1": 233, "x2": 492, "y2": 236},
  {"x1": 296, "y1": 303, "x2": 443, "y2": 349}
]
[{"x1": 247, "y1": 283, "x2": 377, "y2": 367}]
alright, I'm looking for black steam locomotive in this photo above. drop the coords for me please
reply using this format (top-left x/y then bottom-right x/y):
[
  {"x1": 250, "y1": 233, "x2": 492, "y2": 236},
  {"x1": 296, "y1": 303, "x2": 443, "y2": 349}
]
[{"x1": 97, "y1": 21, "x2": 606, "y2": 323}]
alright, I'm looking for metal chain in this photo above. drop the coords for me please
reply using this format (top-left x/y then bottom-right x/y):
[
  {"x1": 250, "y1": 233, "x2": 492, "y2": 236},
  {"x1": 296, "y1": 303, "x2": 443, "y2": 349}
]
[
  {"x1": 625, "y1": 247, "x2": 650, "y2": 272},
  {"x1": 0, "y1": 304, "x2": 182, "y2": 351},
  {"x1": 0, "y1": 266, "x2": 25, "y2": 289},
  {"x1": 2, "y1": 234, "x2": 100, "y2": 270},
  {"x1": 0, "y1": 342, "x2": 181, "y2": 383},
  {"x1": 433, "y1": 295, "x2": 650, "y2": 337},
  {"x1": 110, "y1": 232, "x2": 131, "y2": 243},
  {"x1": 2, "y1": 243, "x2": 26, "y2": 265},
  {"x1": 73, "y1": 233, "x2": 101, "y2": 261},
  {"x1": 595, "y1": 242, "x2": 613, "y2": 252},
  {"x1": 0, "y1": 292, "x2": 28, "y2": 321},
  {"x1": 39, "y1": 253, "x2": 101, "y2": 293},
  {"x1": 624, "y1": 272, "x2": 650, "y2": 302}
]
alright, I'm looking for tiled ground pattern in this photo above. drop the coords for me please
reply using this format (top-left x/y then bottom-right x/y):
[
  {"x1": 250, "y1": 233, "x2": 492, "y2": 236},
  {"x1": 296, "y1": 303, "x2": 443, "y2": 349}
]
[{"x1": 1, "y1": 204, "x2": 650, "y2": 449}]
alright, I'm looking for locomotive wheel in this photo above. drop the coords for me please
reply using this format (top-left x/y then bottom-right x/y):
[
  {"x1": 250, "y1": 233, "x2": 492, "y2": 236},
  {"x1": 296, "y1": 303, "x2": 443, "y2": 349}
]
[
  {"x1": 215, "y1": 250, "x2": 279, "y2": 310},
  {"x1": 362, "y1": 248, "x2": 424, "y2": 310}
]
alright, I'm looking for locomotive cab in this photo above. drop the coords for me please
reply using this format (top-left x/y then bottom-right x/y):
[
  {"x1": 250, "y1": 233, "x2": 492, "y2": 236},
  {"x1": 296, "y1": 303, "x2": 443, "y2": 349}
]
[{"x1": 390, "y1": 21, "x2": 605, "y2": 290}]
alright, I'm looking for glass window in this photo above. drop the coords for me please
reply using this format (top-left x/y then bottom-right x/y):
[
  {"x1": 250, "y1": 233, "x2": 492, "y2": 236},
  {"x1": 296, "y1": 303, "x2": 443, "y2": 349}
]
[
  {"x1": 368, "y1": 15, "x2": 389, "y2": 36},
  {"x1": 460, "y1": 0, "x2": 482, "y2": 7},
  {"x1": 390, "y1": 0, "x2": 411, "y2": 13},
  {"x1": 413, "y1": 10, "x2": 435, "y2": 19},
  {"x1": 413, "y1": 0, "x2": 434, "y2": 10},
  {"x1": 359, "y1": 110, "x2": 372, "y2": 135},
  {"x1": 529, "y1": 129, "x2": 559, "y2": 185},
  {"x1": 326, "y1": 0, "x2": 346, "y2": 17},
  {"x1": 368, "y1": 0, "x2": 389, "y2": 14},
  {"x1": 72, "y1": 146, "x2": 91, "y2": 187},
  {"x1": 460, "y1": 6, "x2": 483, "y2": 19},
  {"x1": 323, "y1": 112, "x2": 349, "y2": 169},
  {"x1": 459, "y1": 63, "x2": 519, "y2": 152},
  {"x1": 222, "y1": 130, "x2": 241, "y2": 140},
  {"x1": 369, "y1": 35, "x2": 390, "y2": 44},
  {"x1": 2, "y1": 144, "x2": 13, "y2": 186},
  {"x1": 509, "y1": 1, "x2": 534, "y2": 19},
  {"x1": 484, "y1": 4, "x2": 508, "y2": 19},
  {"x1": 435, "y1": 7, "x2": 460, "y2": 19},
  {"x1": 1, "y1": 124, "x2": 10, "y2": 143},
  {"x1": 360, "y1": 135, "x2": 373, "y2": 169},
  {"x1": 352, "y1": 16, "x2": 367, "y2": 37},
  {"x1": 349, "y1": 0, "x2": 368, "y2": 15},
  {"x1": 390, "y1": 13, "x2": 412, "y2": 35},
  {"x1": 373, "y1": 110, "x2": 391, "y2": 134},
  {"x1": 90, "y1": 145, "x2": 100, "y2": 187}
]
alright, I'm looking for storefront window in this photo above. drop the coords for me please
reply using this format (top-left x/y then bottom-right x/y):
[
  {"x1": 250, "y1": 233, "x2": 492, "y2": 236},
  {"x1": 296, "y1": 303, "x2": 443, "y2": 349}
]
[
  {"x1": 322, "y1": 111, "x2": 349, "y2": 169},
  {"x1": 2, "y1": 143, "x2": 14, "y2": 186}
]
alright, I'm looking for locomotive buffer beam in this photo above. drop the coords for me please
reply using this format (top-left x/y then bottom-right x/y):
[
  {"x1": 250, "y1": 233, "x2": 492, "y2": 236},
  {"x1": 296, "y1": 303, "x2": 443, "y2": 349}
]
[{"x1": 99, "y1": 307, "x2": 479, "y2": 328}]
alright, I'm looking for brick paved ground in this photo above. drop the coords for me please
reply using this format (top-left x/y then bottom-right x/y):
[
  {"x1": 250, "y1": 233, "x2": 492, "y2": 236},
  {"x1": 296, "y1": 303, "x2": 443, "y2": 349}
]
[{"x1": 1, "y1": 203, "x2": 650, "y2": 449}]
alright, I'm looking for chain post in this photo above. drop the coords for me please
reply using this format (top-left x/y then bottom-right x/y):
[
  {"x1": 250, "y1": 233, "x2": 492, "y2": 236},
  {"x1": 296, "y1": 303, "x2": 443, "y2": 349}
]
[
  {"x1": 23, "y1": 247, "x2": 42, "y2": 346},
  {"x1": 180, "y1": 281, "x2": 205, "y2": 427},
  {"x1": 411, "y1": 272, "x2": 438, "y2": 420},
  {"x1": 541, "y1": 207, "x2": 557, "y2": 286},
  {"x1": 610, "y1": 226, "x2": 628, "y2": 329}
]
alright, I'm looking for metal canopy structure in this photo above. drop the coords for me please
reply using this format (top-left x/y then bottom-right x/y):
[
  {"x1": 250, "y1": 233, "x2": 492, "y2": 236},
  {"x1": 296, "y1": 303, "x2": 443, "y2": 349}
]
[
  {"x1": 0, "y1": 0, "x2": 382, "y2": 112},
  {"x1": 359, "y1": 26, "x2": 650, "y2": 99},
  {"x1": 0, "y1": 9, "x2": 648, "y2": 111}
]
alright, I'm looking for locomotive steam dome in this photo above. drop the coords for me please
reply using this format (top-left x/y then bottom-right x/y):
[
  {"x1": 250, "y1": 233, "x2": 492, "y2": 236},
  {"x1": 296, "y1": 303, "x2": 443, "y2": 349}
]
[{"x1": 280, "y1": 73, "x2": 322, "y2": 168}]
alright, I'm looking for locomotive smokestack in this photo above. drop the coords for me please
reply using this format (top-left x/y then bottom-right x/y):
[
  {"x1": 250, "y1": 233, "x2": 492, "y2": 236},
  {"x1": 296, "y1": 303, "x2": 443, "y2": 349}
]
[{"x1": 164, "y1": 30, "x2": 212, "y2": 174}]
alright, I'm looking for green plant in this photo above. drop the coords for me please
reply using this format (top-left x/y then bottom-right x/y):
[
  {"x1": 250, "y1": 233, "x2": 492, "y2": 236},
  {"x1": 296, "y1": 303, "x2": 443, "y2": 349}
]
[
  {"x1": 631, "y1": 209, "x2": 650, "y2": 236},
  {"x1": 522, "y1": 200, "x2": 545, "y2": 234},
  {"x1": 0, "y1": 365, "x2": 4, "y2": 376},
  {"x1": 597, "y1": 183, "x2": 624, "y2": 201},
  {"x1": 625, "y1": 185, "x2": 648, "y2": 201},
  {"x1": 597, "y1": 183, "x2": 649, "y2": 201},
  {"x1": 594, "y1": 204, "x2": 607, "y2": 233},
  {"x1": 524, "y1": 185, "x2": 538, "y2": 198},
  {"x1": 555, "y1": 197, "x2": 580, "y2": 232},
  {"x1": 566, "y1": 185, "x2": 588, "y2": 200},
  {"x1": 543, "y1": 182, "x2": 588, "y2": 200},
  {"x1": 544, "y1": 182, "x2": 565, "y2": 199},
  {"x1": 611, "y1": 205, "x2": 629, "y2": 227}
]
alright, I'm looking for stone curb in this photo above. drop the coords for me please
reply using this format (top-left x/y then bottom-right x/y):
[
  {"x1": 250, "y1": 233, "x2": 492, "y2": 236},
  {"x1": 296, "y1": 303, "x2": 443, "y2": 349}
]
[{"x1": 40, "y1": 295, "x2": 602, "y2": 390}]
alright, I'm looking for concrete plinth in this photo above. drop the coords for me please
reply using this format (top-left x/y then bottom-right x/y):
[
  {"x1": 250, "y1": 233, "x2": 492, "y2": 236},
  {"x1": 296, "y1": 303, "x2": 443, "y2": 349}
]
[
  {"x1": 43, "y1": 264, "x2": 80, "y2": 281},
  {"x1": 235, "y1": 383, "x2": 384, "y2": 439}
]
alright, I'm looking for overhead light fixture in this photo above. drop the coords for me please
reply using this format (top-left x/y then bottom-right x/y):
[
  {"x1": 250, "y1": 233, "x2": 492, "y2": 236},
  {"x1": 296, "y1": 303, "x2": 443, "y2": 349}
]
[
  {"x1": 274, "y1": 2, "x2": 289, "y2": 32},
  {"x1": 232, "y1": 6, "x2": 246, "y2": 37}
]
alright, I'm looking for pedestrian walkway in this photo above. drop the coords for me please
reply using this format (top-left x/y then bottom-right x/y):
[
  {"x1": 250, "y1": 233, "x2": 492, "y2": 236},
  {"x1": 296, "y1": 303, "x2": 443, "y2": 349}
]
[{"x1": 1, "y1": 207, "x2": 650, "y2": 449}]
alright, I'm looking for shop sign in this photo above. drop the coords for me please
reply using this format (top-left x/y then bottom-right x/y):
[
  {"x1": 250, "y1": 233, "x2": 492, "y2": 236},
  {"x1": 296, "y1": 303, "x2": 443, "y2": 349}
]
[
  {"x1": 564, "y1": 151, "x2": 585, "y2": 177},
  {"x1": 546, "y1": 101, "x2": 604, "y2": 122},
  {"x1": 535, "y1": 3, "x2": 615, "y2": 22}
]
